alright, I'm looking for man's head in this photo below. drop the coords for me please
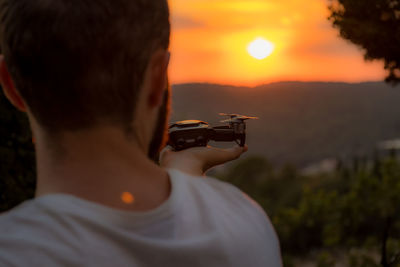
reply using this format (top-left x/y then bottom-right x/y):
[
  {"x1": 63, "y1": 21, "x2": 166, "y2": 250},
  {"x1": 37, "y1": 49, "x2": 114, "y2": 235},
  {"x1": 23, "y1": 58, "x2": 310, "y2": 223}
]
[{"x1": 0, "y1": 0, "x2": 171, "y2": 154}]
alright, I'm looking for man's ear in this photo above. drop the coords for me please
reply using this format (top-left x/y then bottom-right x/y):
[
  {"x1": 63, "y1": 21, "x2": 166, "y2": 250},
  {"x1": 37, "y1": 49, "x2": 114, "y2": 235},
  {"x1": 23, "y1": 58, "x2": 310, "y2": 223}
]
[
  {"x1": 0, "y1": 55, "x2": 26, "y2": 112},
  {"x1": 147, "y1": 50, "x2": 170, "y2": 108}
]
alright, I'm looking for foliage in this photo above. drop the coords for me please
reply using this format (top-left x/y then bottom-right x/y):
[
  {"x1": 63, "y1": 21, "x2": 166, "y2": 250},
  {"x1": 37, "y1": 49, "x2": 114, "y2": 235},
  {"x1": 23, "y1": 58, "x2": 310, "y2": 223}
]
[
  {"x1": 328, "y1": 0, "x2": 400, "y2": 85},
  {"x1": 0, "y1": 89, "x2": 36, "y2": 213},
  {"x1": 216, "y1": 153, "x2": 400, "y2": 266}
]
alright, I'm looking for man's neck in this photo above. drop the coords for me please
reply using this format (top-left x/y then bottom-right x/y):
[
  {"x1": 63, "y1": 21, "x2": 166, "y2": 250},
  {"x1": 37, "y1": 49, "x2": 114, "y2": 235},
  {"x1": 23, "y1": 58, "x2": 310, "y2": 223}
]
[{"x1": 34, "y1": 127, "x2": 170, "y2": 212}]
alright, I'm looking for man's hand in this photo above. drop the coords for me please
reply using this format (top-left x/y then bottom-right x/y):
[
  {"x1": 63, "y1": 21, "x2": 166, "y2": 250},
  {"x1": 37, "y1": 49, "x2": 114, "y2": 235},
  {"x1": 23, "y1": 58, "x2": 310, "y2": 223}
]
[{"x1": 160, "y1": 145, "x2": 248, "y2": 176}]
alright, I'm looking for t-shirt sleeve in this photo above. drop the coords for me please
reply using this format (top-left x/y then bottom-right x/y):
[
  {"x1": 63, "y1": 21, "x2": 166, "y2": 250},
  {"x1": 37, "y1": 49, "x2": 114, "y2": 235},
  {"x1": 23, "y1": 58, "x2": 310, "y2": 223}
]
[
  {"x1": 203, "y1": 176, "x2": 280, "y2": 239},
  {"x1": 200, "y1": 176, "x2": 283, "y2": 266}
]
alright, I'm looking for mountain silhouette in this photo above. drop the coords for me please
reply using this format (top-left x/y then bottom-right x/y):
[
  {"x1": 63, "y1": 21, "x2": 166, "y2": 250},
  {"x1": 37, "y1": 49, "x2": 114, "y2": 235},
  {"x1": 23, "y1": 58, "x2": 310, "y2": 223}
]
[{"x1": 171, "y1": 82, "x2": 400, "y2": 167}]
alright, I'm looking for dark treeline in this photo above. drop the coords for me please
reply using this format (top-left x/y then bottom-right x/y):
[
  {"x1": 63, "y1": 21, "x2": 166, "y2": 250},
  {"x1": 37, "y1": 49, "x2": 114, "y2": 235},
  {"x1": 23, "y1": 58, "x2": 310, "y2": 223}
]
[{"x1": 215, "y1": 153, "x2": 400, "y2": 267}]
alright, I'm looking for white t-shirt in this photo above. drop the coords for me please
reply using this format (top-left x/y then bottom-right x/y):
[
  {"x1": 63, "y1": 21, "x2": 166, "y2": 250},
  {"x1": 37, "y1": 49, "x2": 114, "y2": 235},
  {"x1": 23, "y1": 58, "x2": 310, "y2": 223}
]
[{"x1": 0, "y1": 169, "x2": 282, "y2": 267}]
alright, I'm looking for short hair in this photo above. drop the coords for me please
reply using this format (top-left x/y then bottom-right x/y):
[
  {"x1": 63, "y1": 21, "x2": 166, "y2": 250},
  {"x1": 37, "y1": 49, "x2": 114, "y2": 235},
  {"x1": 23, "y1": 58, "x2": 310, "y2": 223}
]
[{"x1": 0, "y1": 0, "x2": 170, "y2": 133}]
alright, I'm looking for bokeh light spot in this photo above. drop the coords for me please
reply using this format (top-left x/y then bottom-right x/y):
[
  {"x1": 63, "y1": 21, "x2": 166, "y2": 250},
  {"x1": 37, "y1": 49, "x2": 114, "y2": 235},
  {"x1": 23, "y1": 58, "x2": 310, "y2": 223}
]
[{"x1": 121, "y1": 192, "x2": 135, "y2": 205}]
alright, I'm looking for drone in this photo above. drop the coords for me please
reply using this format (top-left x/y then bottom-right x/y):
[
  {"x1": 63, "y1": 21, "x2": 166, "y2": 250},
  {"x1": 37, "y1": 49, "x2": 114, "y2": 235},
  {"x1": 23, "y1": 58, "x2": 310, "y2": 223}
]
[{"x1": 168, "y1": 113, "x2": 258, "y2": 151}]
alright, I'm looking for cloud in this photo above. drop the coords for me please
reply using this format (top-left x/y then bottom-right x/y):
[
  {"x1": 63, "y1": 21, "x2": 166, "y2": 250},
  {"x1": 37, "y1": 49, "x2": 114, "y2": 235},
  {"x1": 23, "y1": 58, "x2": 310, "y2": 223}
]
[{"x1": 171, "y1": 15, "x2": 205, "y2": 29}]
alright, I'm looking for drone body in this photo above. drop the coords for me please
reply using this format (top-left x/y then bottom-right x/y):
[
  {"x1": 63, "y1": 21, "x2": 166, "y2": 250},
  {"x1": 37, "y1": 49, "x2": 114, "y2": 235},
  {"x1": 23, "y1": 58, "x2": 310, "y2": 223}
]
[{"x1": 168, "y1": 114, "x2": 258, "y2": 151}]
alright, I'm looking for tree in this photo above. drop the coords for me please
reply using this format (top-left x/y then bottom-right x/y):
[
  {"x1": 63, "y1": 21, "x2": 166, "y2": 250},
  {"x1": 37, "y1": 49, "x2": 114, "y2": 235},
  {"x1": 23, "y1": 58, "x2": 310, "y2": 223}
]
[{"x1": 329, "y1": 0, "x2": 400, "y2": 85}]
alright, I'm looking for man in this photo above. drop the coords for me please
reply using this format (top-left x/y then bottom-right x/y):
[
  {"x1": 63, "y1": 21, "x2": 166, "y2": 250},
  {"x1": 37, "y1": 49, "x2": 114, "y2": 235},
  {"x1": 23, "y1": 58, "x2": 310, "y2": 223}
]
[{"x1": 0, "y1": 0, "x2": 282, "y2": 266}]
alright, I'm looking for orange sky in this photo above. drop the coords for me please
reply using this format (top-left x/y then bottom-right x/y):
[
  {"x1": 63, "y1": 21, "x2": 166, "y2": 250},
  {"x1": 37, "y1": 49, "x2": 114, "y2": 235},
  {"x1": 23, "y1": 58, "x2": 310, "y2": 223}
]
[{"x1": 168, "y1": 0, "x2": 386, "y2": 86}]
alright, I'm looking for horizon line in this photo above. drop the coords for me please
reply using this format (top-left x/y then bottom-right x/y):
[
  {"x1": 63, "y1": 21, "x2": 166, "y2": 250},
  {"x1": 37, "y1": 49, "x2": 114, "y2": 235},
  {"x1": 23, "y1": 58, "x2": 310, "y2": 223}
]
[{"x1": 172, "y1": 80, "x2": 387, "y2": 88}]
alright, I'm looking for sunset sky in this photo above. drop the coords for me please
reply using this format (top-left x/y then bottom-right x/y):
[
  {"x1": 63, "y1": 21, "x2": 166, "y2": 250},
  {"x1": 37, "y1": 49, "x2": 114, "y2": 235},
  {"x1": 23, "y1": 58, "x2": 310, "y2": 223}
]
[{"x1": 168, "y1": 0, "x2": 386, "y2": 86}]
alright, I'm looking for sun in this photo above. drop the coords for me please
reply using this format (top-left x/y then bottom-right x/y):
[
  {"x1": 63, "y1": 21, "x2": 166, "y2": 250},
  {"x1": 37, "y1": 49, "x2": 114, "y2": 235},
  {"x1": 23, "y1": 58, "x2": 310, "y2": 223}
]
[{"x1": 247, "y1": 38, "x2": 275, "y2": 60}]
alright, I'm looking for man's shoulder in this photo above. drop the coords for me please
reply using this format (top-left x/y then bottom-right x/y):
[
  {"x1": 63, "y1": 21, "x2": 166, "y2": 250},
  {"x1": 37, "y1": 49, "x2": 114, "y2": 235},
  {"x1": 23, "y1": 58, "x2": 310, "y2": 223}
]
[
  {"x1": 0, "y1": 200, "x2": 83, "y2": 266},
  {"x1": 169, "y1": 169, "x2": 271, "y2": 223},
  {"x1": 169, "y1": 169, "x2": 282, "y2": 264},
  {"x1": 0, "y1": 199, "x2": 41, "y2": 233},
  {"x1": 0, "y1": 200, "x2": 54, "y2": 241},
  {"x1": 0, "y1": 197, "x2": 86, "y2": 242}
]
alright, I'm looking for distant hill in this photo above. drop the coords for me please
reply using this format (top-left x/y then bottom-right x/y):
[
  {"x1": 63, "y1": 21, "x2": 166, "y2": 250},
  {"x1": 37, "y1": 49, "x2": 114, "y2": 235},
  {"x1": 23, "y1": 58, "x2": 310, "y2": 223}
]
[{"x1": 171, "y1": 82, "x2": 400, "y2": 167}]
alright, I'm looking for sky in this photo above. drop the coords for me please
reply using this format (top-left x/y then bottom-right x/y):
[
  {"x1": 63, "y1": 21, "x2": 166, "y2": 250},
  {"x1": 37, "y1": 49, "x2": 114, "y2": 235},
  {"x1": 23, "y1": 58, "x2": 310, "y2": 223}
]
[{"x1": 168, "y1": 0, "x2": 386, "y2": 86}]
